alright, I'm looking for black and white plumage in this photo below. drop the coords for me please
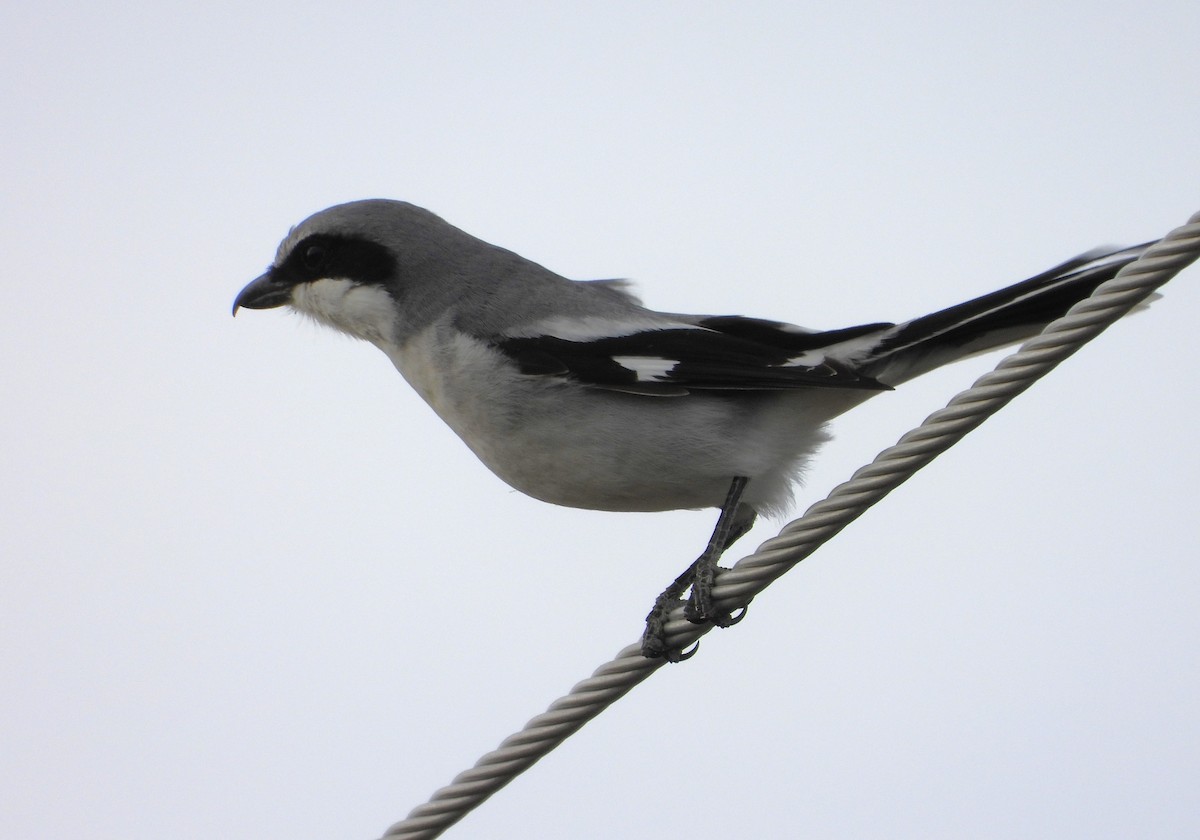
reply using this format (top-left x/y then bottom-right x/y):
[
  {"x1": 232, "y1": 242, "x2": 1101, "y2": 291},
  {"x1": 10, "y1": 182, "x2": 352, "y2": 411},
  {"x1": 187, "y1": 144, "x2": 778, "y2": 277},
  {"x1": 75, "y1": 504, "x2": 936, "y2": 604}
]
[{"x1": 233, "y1": 200, "x2": 1150, "y2": 657}]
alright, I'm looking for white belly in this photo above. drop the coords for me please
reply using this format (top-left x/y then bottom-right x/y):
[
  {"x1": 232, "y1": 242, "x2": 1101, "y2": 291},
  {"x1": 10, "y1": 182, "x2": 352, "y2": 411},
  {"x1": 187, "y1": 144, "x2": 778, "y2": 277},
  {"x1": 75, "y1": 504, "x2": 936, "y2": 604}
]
[{"x1": 382, "y1": 324, "x2": 849, "y2": 516}]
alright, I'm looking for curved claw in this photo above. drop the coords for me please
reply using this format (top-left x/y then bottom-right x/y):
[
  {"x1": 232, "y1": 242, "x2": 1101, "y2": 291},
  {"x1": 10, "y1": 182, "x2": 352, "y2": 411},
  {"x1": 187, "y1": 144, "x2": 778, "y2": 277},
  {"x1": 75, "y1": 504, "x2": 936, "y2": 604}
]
[
  {"x1": 724, "y1": 603, "x2": 751, "y2": 627},
  {"x1": 665, "y1": 640, "x2": 700, "y2": 663},
  {"x1": 706, "y1": 602, "x2": 750, "y2": 629}
]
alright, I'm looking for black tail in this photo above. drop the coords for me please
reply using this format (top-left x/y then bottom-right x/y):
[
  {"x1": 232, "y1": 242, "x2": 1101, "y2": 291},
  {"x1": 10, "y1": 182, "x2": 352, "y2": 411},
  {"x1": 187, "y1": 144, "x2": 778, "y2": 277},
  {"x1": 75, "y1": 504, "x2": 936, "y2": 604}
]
[{"x1": 857, "y1": 242, "x2": 1153, "y2": 385}]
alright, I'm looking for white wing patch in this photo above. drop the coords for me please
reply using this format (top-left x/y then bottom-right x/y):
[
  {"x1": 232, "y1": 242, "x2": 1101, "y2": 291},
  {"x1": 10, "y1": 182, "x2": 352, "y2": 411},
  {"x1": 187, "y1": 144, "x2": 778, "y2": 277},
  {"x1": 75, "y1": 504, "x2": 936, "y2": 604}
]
[
  {"x1": 612, "y1": 356, "x2": 679, "y2": 382},
  {"x1": 786, "y1": 349, "x2": 832, "y2": 367},
  {"x1": 511, "y1": 314, "x2": 705, "y2": 342}
]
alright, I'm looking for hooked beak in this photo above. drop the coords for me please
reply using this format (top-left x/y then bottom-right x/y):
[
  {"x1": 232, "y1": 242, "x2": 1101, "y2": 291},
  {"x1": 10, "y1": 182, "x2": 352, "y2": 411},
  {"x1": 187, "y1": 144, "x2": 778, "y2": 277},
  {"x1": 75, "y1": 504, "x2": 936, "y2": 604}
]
[{"x1": 232, "y1": 271, "x2": 292, "y2": 316}]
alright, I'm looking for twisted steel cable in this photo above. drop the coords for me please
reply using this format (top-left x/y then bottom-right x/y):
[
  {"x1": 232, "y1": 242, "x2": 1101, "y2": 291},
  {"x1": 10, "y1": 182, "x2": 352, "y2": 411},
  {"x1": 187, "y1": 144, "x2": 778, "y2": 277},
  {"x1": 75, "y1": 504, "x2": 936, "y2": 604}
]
[{"x1": 380, "y1": 210, "x2": 1200, "y2": 839}]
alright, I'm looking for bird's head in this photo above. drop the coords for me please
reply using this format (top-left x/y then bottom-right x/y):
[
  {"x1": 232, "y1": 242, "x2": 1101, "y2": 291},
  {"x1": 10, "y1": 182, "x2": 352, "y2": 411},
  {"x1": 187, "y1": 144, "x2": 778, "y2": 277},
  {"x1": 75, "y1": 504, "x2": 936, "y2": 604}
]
[{"x1": 232, "y1": 199, "x2": 478, "y2": 344}]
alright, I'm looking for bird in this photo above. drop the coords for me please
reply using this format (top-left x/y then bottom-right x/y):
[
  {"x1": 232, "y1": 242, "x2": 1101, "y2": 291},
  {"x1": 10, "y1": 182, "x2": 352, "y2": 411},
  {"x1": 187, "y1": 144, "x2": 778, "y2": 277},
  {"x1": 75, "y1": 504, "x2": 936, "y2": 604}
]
[{"x1": 233, "y1": 199, "x2": 1150, "y2": 659}]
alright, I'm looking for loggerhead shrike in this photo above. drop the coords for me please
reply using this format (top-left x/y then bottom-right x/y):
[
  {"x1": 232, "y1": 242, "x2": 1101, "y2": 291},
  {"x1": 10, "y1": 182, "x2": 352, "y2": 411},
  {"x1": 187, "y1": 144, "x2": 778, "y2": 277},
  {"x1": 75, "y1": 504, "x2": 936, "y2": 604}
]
[{"x1": 233, "y1": 200, "x2": 1149, "y2": 658}]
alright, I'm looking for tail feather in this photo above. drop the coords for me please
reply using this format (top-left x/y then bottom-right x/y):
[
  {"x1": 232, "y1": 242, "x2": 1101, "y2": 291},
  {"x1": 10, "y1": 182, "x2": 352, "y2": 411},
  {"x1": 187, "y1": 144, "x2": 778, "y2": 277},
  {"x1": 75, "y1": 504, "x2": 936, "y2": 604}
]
[{"x1": 855, "y1": 242, "x2": 1153, "y2": 385}]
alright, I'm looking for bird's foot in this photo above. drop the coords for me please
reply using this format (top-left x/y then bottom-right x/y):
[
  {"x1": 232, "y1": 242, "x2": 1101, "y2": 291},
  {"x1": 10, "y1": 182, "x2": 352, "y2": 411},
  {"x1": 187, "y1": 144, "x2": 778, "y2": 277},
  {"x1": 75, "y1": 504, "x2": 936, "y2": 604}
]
[
  {"x1": 684, "y1": 556, "x2": 738, "y2": 626},
  {"x1": 641, "y1": 589, "x2": 699, "y2": 661},
  {"x1": 641, "y1": 562, "x2": 750, "y2": 659}
]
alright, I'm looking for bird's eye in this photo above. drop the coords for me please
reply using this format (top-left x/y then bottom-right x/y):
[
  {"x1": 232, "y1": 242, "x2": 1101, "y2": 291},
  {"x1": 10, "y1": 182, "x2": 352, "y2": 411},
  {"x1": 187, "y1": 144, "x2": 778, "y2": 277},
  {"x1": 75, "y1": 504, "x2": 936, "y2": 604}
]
[{"x1": 302, "y1": 243, "x2": 327, "y2": 271}]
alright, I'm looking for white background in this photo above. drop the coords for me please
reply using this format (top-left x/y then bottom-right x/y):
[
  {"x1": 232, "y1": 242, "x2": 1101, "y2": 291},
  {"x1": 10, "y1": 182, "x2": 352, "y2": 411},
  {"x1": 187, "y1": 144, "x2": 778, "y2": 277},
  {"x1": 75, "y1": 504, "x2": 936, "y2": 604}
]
[{"x1": 3, "y1": 3, "x2": 1198, "y2": 839}]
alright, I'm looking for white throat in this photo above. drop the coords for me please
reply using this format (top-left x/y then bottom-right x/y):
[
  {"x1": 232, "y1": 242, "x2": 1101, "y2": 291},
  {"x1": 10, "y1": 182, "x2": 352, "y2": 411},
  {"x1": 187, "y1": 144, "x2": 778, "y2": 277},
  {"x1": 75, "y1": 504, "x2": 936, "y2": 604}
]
[{"x1": 290, "y1": 279, "x2": 397, "y2": 345}]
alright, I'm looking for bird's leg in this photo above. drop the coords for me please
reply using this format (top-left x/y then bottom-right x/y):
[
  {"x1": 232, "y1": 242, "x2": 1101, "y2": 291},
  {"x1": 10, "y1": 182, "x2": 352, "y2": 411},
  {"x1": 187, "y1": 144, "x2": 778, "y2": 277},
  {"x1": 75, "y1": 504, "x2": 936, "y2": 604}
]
[
  {"x1": 685, "y1": 476, "x2": 754, "y2": 625},
  {"x1": 641, "y1": 477, "x2": 755, "y2": 659}
]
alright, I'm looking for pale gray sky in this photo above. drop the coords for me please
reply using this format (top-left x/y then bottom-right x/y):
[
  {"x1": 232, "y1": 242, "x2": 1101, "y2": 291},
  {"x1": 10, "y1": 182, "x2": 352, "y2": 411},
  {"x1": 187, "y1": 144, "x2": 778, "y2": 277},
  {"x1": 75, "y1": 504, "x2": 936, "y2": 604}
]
[{"x1": 2, "y1": 3, "x2": 1198, "y2": 839}]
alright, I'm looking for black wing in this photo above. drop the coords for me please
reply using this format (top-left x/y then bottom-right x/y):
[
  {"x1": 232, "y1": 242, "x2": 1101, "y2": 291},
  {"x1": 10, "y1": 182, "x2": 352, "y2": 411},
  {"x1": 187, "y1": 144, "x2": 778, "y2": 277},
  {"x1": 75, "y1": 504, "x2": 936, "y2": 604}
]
[{"x1": 495, "y1": 316, "x2": 894, "y2": 396}]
